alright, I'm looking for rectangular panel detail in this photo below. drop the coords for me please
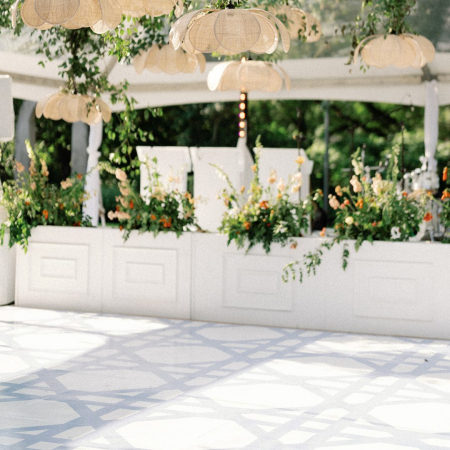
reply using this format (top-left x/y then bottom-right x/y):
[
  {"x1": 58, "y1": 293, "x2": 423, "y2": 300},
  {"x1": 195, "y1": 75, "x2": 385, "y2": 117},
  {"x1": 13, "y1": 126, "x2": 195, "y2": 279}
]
[
  {"x1": 354, "y1": 259, "x2": 433, "y2": 321},
  {"x1": 28, "y1": 243, "x2": 89, "y2": 294},
  {"x1": 223, "y1": 254, "x2": 293, "y2": 311},
  {"x1": 112, "y1": 247, "x2": 177, "y2": 303},
  {"x1": 369, "y1": 277, "x2": 416, "y2": 304},
  {"x1": 238, "y1": 270, "x2": 279, "y2": 295},
  {"x1": 125, "y1": 262, "x2": 165, "y2": 285},
  {"x1": 41, "y1": 257, "x2": 77, "y2": 280}
]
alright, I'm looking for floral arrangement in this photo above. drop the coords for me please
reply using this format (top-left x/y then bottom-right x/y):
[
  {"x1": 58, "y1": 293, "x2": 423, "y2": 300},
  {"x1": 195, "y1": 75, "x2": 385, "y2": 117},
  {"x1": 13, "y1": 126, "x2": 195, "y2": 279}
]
[
  {"x1": 215, "y1": 147, "x2": 311, "y2": 254},
  {"x1": 440, "y1": 166, "x2": 450, "y2": 242},
  {"x1": 283, "y1": 148, "x2": 427, "y2": 282},
  {"x1": 330, "y1": 150, "x2": 426, "y2": 248},
  {"x1": 105, "y1": 158, "x2": 198, "y2": 240},
  {"x1": 0, "y1": 142, "x2": 90, "y2": 250}
]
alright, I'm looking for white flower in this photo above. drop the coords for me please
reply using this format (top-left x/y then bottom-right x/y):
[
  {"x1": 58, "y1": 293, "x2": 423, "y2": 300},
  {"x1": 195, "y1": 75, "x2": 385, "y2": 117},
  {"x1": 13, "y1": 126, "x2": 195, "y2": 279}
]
[
  {"x1": 391, "y1": 226, "x2": 401, "y2": 240},
  {"x1": 228, "y1": 206, "x2": 240, "y2": 218},
  {"x1": 115, "y1": 168, "x2": 127, "y2": 182},
  {"x1": 292, "y1": 172, "x2": 302, "y2": 184},
  {"x1": 291, "y1": 184, "x2": 301, "y2": 194},
  {"x1": 268, "y1": 170, "x2": 277, "y2": 184},
  {"x1": 345, "y1": 216, "x2": 354, "y2": 226},
  {"x1": 274, "y1": 221, "x2": 288, "y2": 235},
  {"x1": 350, "y1": 175, "x2": 362, "y2": 193},
  {"x1": 277, "y1": 178, "x2": 286, "y2": 192}
]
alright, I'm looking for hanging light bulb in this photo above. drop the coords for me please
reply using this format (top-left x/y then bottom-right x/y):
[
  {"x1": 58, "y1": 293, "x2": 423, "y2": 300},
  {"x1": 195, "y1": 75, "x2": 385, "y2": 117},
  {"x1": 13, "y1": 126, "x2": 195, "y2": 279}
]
[
  {"x1": 207, "y1": 59, "x2": 291, "y2": 93},
  {"x1": 20, "y1": 0, "x2": 183, "y2": 34},
  {"x1": 35, "y1": 91, "x2": 112, "y2": 125},
  {"x1": 270, "y1": 5, "x2": 321, "y2": 42},
  {"x1": 353, "y1": 34, "x2": 435, "y2": 69},
  {"x1": 133, "y1": 43, "x2": 206, "y2": 75},
  {"x1": 170, "y1": 5, "x2": 290, "y2": 56}
]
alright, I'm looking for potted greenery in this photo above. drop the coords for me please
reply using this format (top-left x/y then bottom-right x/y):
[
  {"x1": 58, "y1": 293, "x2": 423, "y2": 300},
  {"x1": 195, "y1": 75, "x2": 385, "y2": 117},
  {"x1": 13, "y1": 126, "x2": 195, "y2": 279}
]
[
  {"x1": 100, "y1": 159, "x2": 198, "y2": 318},
  {"x1": 191, "y1": 145, "x2": 318, "y2": 328}
]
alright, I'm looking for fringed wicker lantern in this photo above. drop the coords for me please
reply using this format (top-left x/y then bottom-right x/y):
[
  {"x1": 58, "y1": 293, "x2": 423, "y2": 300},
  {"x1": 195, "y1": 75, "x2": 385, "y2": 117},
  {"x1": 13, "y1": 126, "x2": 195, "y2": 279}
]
[
  {"x1": 133, "y1": 43, "x2": 206, "y2": 75},
  {"x1": 207, "y1": 59, "x2": 290, "y2": 93},
  {"x1": 272, "y1": 5, "x2": 321, "y2": 42},
  {"x1": 354, "y1": 34, "x2": 435, "y2": 69},
  {"x1": 36, "y1": 92, "x2": 112, "y2": 125},
  {"x1": 170, "y1": 5, "x2": 290, "y2": 56},
  {"x1": 20, "y1": 0, "x2": 183, "y2": 34}
]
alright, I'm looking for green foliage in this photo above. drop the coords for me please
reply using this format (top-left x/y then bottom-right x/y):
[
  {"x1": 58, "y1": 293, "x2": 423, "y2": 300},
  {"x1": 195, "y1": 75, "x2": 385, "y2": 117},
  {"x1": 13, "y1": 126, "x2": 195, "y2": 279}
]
[
  {"x1": 100, "y1": 159, "x2": 198, "y2": 240},
  {"x1": 216, "y1": 145, "x2": 311, "y2": 254},
  {"x1": 440, "y1": 167, "x2": 450, "y2": 242},
  {"x1": 0, "y1": 142, "x2": 90, "y2": 251},
  {"x1": 0, "y1": 142, "x2": 14, "y2": 182}
]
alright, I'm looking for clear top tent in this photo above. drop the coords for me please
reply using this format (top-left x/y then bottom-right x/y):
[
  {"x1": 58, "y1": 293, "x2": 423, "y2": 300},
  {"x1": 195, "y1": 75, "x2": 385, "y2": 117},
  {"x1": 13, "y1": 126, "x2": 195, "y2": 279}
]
[{"x1": 0, "y1": 0, "x2": 449, "y2": 109}]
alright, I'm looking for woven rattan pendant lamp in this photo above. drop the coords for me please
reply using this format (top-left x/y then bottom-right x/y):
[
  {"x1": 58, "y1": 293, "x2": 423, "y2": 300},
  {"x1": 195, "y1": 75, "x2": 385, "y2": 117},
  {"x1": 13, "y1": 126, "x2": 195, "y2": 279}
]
[
  {"x1": 207, "y1": 59, "x2": 290, "y2": 93},
  {"x1": 272, "y1": 5, "x2": 321, "y2": 42},
  {"x1": 208, "y1": 58, "x2": 290, "y2": 138},
  {"x1": 354, "y1": 33, "x2": 435, "y2": 69},
  {"x1": 133, "y1": 43, "x2": 206, "y2": 75},
  {"x1": 36, "y1": 91, "x2": 112, "y2": 125},
  {"x1": 20, "y1": 0, "x2": 183, "y2": 34},
  {"x1": 170, "y1": 3, "x2": 290, "y2": 56}
]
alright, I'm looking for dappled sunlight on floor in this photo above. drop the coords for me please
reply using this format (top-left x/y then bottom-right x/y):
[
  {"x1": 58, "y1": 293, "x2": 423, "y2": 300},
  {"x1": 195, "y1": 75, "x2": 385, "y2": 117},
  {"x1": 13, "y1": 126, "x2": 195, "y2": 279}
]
[{"x1": 1, "y1": 306, "x2": 450, "y2": 449}]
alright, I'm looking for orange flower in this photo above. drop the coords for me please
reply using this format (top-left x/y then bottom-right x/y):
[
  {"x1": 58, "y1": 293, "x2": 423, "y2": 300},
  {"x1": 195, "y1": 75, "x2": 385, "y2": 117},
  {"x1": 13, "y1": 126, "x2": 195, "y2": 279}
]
[
  {"x1": 372, "y1": 221, "x2": 377, "y2": 227},
  {"x1": 73, "y1": 221, "x2": 81, "y2": 227},
  {"x1": 42, "y1": 210, "x2": 49, "y2": 220},
  {"x1": 137, "y1": 215, "x2": 141, "y2": 220},
  {"x1": 129, "y1": 200, "x2": 134, "y2": 209},
  {"x1": 320, "y1": 227, "x2": 326, "y2": 237},
  {"x1": 441, "y1": 190, "x2": 450, "y2": 200},
  {"x1": 163, "y1": 218, "x2": 172, "y2": 228},
  {"x1": 119, "y1": 225, "x2": 124, "y2": 231},
  {"x1": 59, "y1": 203, "x2": 64, "y2": 210},
  {"x1": 259, "y1": 200, "x2": 269, "y2": 209},
  {"x1": 444, "y1": 167, "x2": 448, "y2": 182},
  {"x1": 402, "y1": 191, "x2": 408, "y2": 197},
  {"x1": 244, "y1": 221, "x2": 251, "y2": 230},
  {"x1": 116, "y1": 205, "x2": 120, "y2": 212},
  {"x1": 356, "y1": 198, "x2": 364, "y2": 209},
  {"x1": 424, "y1": 212, "x2": 433, "y2": 222},
  {"x1": 25, "y1": 200, "x2": 30, "y2": 206},
  {"x1": 77, "y1": 173, "x2": 83, "y2": 180},
  {"x1": 150, "y1": 214, "x2": 156, "y2": 220},
  {"x1": 290, "y1": 242, "x2": 298, "y2": 249}
]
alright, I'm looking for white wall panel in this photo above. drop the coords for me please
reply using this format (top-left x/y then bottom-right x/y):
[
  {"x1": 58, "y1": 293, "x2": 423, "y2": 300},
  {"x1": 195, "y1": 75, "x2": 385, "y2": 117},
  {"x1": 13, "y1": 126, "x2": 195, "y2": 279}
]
[
  {"x1": 102, "y1": 229, "x2": 191, "y2": 319},
  {"x1": 15, "y1": 227, "x2": 102, "y2": 312}
]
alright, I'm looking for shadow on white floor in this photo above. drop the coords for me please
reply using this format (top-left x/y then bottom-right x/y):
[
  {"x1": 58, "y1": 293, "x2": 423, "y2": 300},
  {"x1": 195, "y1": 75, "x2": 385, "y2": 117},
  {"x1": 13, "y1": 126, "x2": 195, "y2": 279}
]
[{"x1": 1, "y1": 306, "x2": 450, "y2": 449}]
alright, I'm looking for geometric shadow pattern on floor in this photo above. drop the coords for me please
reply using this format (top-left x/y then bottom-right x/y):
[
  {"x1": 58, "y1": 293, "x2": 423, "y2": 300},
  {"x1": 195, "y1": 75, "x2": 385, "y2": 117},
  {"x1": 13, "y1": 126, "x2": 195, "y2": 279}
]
[{"x1": 1, "y1": 306, "x2": 450, "y2": 449}]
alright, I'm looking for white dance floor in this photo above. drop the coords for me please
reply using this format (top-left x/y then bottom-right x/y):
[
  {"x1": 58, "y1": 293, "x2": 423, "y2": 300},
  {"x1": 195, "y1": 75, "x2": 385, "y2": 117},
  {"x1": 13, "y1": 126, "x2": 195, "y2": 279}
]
[{"x1": 1, "y1": 306, "x2": 450, "y2": 449}]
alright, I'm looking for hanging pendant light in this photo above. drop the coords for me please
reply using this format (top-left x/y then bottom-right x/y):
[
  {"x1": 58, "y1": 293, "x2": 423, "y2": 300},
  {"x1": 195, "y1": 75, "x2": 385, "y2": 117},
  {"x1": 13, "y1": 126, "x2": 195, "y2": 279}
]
[
  {"x1": 170, "y1": 4, "x2": 290, "y2": 56},
  {"x1": 36, "y1": 92, "x2": 112, "y2": 125},
  {"x1": 208, "y1": 58, "x2": 290, "y2": 140},
  {"x1": 20, "y1": 0, "x2": 183, "y2": 34},
  {"x1": 117, "y1": 0, "x2": 183, "y2": 18},
  {"x1": 354, "y1": 34, "x2": 435, "y2": 69},
  {"x1": 271, "y1": 5, "x2": 321, "y2": 42},
  {"x1": 133, "y1": 43, "x2": 206, "y2": 75},
  {"x1": 207, "y1": 59, "x2": 290, "y2": 93}
]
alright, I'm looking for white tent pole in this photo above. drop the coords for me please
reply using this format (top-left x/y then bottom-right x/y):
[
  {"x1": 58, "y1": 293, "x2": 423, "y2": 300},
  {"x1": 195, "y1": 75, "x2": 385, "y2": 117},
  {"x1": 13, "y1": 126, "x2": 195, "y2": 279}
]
[
  {"x1": 424, "y1": 80, "x2": 439, "y2": 173},
  {"x1": 83, "y1": 121, "x2": 103, "y2": 227}
]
